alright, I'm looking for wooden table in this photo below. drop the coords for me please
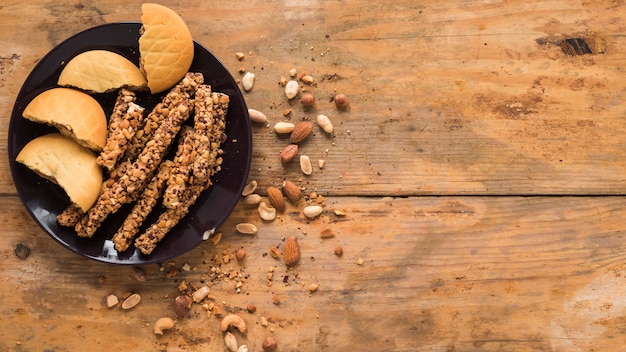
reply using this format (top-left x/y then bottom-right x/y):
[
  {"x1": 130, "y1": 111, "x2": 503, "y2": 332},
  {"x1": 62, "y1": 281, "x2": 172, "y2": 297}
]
[{"x1": 2, "y1": 1, "x2": 626, "y2": 351}]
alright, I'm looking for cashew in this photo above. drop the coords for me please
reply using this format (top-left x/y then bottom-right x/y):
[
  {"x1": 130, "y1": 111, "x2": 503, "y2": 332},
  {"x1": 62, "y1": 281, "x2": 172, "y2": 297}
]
[
  {"x1": 221, "y1": 313, "x2": 247, "y2": 333},
  {"x1": 153, "y1": 317, "x2": 175, "y2": 335}
]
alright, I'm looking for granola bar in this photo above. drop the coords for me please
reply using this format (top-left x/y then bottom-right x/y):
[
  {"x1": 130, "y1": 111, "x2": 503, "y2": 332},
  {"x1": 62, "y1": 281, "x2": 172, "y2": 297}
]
[
  {"x1": 75, "y1": 94, "x2": 194, "y2": 238},
  {"x1": 124, "y1": 72, "x2": 204, "y2": 160},
  {"x1": 111, "y1": 159, "x2": 173, "y2": 252},
  {"x1": 134, "y1": 90, "x2": 230, "y2": 255},
  {"x1": 97, "y1": 102, "x2": 145, "y2": 171},
  {"x1": 57, "y1": 203, "x2": 84, "y2": 227}
]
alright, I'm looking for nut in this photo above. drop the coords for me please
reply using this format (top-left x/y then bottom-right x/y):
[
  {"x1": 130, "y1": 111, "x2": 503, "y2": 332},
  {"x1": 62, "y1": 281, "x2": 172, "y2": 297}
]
[
  {"x1": 285, "y1": 80, "x2": 299, "y2": 99},
  {"x1": 246, "y1": 303, "x2": 257, "y2": 313},
  {"x1": 235, "y1": 52, "x2": 245, "y2": 60},
  {"x1": 248, "y1": 109, "x2": 267, "y2": 123},
  {"x1": 238, "y1": 345, "x2": 249, "y2": 352},
  {"x1": 318, "y1": 159, "x2": 325, "y2": 169},
  {"x1": 236, "y1": 247, "x2": 247, "y2": 261},
  {"x1": 320, "y1": 228, "x2": 335, "y2": 238},
  {"x1": 316, "y1": 114, "x2": 333, "y2": 134},
  {"x1": 289, "y1": 68, "x2": 297, "y2": 77},
  {"x1": 269, "y1": 246, "x2": 282, "y2": 258},
  {"x1": 334, "y1": 93, "x2": 349, "y2": 109},
  {"x1": 274, "y1": 122, "x2": 295, "y2": 134},
  {"x1": 153, "y1": 317, "x2": 175, "y2": 335},
  {"x1": 224, "y1": 331, "x2": 239, "y2": 352},
  {"x1": 258, "y1": 201, "x2": 277, "y2": 221},
  {"x1": 301, "y1": 75, "x2": 314, "y2": 85},
  {"x1": 283, "y1": 236, "x2": 301, "y2": 267},
  {"x1": 192, "y1": 285, "x2": 211, "y2": 303},
  {"x1": 174, "y1": 295, "x2": 192, "y2": 318},
  {"x1": 290, "y1": 121, "x2": 313, "y2": 144},
  {"x1": 262, "y1": 336, "x2": 278, "y2": 351},
  {"x1": 300, "y1": 93, "x2": 315, "y2": 107},
  {"x1": 242, "y1": 180, "x2": 258, "y2": 196},
  {"x1": 309, "y1": 283, "x2": 319, "y2": 292},
  {"x1": 132, "y1": 266, "x2": 147, "y2": 282},
  {"x1": 280, "y1": 144, "x2": 298, "y2": 163},
  {"x1": 121, "y1": 293, "x2": 141, "y2": 310},
  {"x1": 300, "y1": 155, "x2": 313, "y2": 175},
  {"x1": 282, "y1": 180, "x2": 302, "y2": 203},
  {"x1": 106, "y1": 294, "x2": 119, "y2": 308},
  {"x1": 221, "y1": 313, "x2": 247, "y2": 333},
  {"x1": 242, "y1": 72, "x2": 255, "y2": 91},
  {"x1": 303, "y1": 205, "x2": 323, "y2": 218},
  {"x1": 236, "y1": 223, "x2": 258, "y2": 235},
  {"x1": 244, "y1": 193, "x2": 262, "y2": 205},
  {"x1": 267, "y1": 186, "x2": 286, "y2": 212},
  {"x1": 333, "y1": 246, "x2": 344, "y2": 256}
]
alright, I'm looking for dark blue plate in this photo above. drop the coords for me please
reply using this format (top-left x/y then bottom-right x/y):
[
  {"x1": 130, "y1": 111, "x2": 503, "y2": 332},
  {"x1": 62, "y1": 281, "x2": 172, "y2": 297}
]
[{"x1": 8, "y1": 23, "x2": 251, "y2": 265}]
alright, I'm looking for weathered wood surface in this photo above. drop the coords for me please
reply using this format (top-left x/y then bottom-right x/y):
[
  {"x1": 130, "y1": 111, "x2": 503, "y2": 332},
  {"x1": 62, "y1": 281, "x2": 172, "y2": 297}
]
[{"x1": 2, "y1": 0, "x2": 626, "y2": 351}]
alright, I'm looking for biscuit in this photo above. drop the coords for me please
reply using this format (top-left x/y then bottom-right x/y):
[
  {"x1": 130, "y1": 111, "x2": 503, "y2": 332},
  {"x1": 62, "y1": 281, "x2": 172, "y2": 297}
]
[
  {"x1": 58, "y1": 50, "x2": 148, "y2": 93},
  {"x1": 139, "y1": 3, "x2": 194, "y2": 94},
  {"x1": 16, "y1": 133, "x2": 103, "y2": 212},
  {"x1": 22, "y1": 87, "x2": 107, "y2": 151}
]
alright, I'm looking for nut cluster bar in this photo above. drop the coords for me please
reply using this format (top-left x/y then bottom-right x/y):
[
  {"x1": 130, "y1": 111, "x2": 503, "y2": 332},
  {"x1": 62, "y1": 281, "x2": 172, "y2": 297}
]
[
  {"x1": 111, "y1": 159, "x2": 174, "y2": 252},
  {"x1": 134, "y1": 86, "x2": 229, "y2": 255},
  {"x1": 74, "y1": 73, "x2": 204, "y2": 238},
  {"x1": 97, "y1": 102, "x2": 145, "y2": 171}
]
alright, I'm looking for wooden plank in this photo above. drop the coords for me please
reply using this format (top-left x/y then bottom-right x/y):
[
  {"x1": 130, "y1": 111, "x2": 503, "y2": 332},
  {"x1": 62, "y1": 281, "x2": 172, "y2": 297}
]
[
  {"x1": 3, "y1": 195, "x2": 626, "y2": 351},
  {"x1": 1, "y1": 0, "x2": 626, "y2": 196}
]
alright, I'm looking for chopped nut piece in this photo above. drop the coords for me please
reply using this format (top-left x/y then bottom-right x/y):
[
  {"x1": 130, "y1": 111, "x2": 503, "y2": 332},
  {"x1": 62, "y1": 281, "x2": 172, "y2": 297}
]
[{"x1": 121, "y1": 293, "x2": 141, "y2": 310}]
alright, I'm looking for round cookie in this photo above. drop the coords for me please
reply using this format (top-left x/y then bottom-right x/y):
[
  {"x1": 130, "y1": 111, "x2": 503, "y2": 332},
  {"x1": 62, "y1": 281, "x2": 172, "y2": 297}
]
[
  {"x1": 22, "y1": 87, "x2": 107, "y2": 151},
  {"x1": 58, "y1": 50, "x2": 148, "y2": 93},
  {"x1": 139, "y1": 3, "x2": 194, "y2": 94},
  {"x1": 16, "y1": 133, "x2": 103, "y2": 212}
]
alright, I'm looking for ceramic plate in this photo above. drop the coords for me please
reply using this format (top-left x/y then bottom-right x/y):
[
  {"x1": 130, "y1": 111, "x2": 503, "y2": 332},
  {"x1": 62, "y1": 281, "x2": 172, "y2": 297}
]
[{"x1": 7, "y1": 23, "x2": 251, "y2": 265}]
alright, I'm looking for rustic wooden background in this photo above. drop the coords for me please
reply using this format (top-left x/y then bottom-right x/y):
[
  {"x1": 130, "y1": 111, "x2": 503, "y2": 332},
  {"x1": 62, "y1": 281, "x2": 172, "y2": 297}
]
[{"x1": 1, "y1": 0, "x2": 626, "y2": 351}]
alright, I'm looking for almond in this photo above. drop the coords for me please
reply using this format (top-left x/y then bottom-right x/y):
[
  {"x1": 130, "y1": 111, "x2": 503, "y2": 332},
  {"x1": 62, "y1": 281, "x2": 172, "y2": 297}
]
[
  {"x1": 282, "y1": 180, "x2": 302, "y2": 203},
  {"x1": 283, "y1": 236, "x2": 300, "y2": 267},
  {"x1": 280, "y1": 144, "x2": 298, "y2": 163},
  {"x1": 290, "y1": 121, "x2": 313, "y2": 144},
  {"x1": 267, "y1": 186, "x2": 286, "y2": 212}
]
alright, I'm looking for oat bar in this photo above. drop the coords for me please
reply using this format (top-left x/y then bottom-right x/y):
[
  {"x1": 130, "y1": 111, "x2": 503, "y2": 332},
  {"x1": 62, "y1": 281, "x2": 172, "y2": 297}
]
[
  {"x1": 111, "y1": 159, "x2": 173, "y2": 252},
  {"x1": 75, "y1": 96, "x2": 194, "y2": 238},
  {"x1": 192, "y1": 89, "x2": 228, "y2": 185},
  {"x1": 57, "y1": 203, "x2": 85, "y2": 227},
  {"x1": 134, "y1": 91, "x2": 230, "y2": 255},
  {"x1": 134, "y1": 181, "x2": 205, "y2": 255},
  {"x1": 124, "y1": 72, "x2": 204, "y2": 160},
  {"x1": 97, "y1": 102, "x2": 145, "y2": 171}
]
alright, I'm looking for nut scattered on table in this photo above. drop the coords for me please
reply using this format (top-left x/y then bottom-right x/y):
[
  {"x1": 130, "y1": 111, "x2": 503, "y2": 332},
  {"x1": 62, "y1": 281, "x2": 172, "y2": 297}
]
[
  {"x1": 303, "y1": 205, "x2": 323, "y2": 218},
  {"x1": 282, "y1": 179, "x2": 302, "y2": 203},
  {"x1": 316, "y1": 114, "x2": 333, "y2": 134},
  {"x1": 290, "y1": 121, "x2": 313, "y2": 144},
  {"x1": 224, "y1": 331, "x2": 239, "y2": 352},
  {"x1": 284, "y1": 80, "x2": 299, "y2": 99},
  {"x1": 236, "y1": 223, "x2": 258, "y2": 235},
  {"x1": 283, "y1": 236, "x2": 301, "y2": 267},
  {"x1": 300, "y1": 93, "x2": 315, "y2": 107},
  {"x1": 262, "y1": 336, "x2": 278, "y2": 351},
  {"x1": 153, "y1": 317, "x2": 175, "y2": 335},
  {"x1": 300, "y1": 155, "x2": 313, "y2": 175},
  {"x1": 274, "y1": 122, "x2": 295, "y2": 134},
  {"x1": 333, "y1": 93, "x2": 349, "y2": 109},
  {"x1": 280, "y1": 144, "x2": 298, "y2": 163},
  {"x1": 242, "y1": 72, "x2": 255, "y2": 91},
  {"x1": 266, "y1": 186, "x2": 286, "y2": 212},
  {"x1": 221, "y1": 313, "x2": 247, "y2": 333},
  {"x1": 258, "y1": 201, "x2": 277, "y2": 221},
  {"x1": 248, "y1": 108, "x2": 267, "y2": 123},
  {"x1": 121, "y1": 293, "x2": 141, "y2": 310}
]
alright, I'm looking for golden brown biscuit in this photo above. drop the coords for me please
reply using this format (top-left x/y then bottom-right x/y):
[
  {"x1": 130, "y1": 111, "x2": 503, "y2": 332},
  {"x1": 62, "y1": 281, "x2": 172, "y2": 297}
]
[
  {"x1": 58, "y1": 50, "x2": 148, "y2": 93},
  {"x1": 22, "y1": 87, "x2": 107, "y2": 151},
  {"x1": 16, "y1": 133, "x2": 103, "y2": 212},
  {"x1": 139, "y1": 3, "x2": 194, "y2": 94}
]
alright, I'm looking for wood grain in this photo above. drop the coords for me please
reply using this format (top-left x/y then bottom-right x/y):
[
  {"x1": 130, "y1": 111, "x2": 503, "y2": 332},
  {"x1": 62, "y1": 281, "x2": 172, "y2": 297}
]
[
  {"x1": 2, "y1": 0, "x2": 626, "y2": 351},
  {"x1": 3, "y1": 196, "x2": 626, "y2": 351}
]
